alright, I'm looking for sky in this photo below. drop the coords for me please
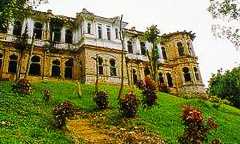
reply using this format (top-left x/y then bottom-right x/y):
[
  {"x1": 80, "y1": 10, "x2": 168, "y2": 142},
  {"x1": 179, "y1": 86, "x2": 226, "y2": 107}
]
[{"x1": 37, "y1": 0, "x2": 240, "y2": 87}]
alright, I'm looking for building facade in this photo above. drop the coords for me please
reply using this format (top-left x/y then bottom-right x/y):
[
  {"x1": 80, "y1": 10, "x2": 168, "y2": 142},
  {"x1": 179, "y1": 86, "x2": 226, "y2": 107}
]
[{"x1": 0, "y1": 8, "x2": 205, "y2": 94}]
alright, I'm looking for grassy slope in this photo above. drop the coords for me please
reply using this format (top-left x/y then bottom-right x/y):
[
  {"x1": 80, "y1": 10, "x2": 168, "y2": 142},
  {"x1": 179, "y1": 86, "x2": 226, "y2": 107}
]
[{"x1": 1, "y1": 81, "x2": 240, "y2": 143}]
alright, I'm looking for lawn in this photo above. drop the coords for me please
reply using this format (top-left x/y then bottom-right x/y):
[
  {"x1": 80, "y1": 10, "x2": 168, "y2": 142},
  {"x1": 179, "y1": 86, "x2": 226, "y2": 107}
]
[{"x1": 0, "y1": 80, "x2": 240, "y2": 143}]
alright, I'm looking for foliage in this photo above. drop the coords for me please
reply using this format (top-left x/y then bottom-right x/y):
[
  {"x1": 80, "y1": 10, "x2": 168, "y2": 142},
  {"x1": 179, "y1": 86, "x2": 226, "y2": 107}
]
[
  {"x1": 178, "y1": 90, "x2": 209, "y2": 100},
  {"x1": 93, "y1": 91, "x2": 109, "y2": 110},
  {"x1": 208, "y1": 67, "x2": 240, "y2": 108},
  {"x1": 43, "y1": 89, "x2": 51, "y2": 102},
  {"x1": 119, "y1": 92, "x2": 139, "y2": 118},
  {"x1": 135, "y1": 80, "x2": 145, "y2": 89},
  {"x1": 158, "y1": 83, "x2": 170, "y2": 93},
  {"x1": 178, "y1": 105, "x2": 219, "y2": 144},
  {"x1": 53, "y1": 101, "x2": 75, "y2": 129},
  {"x1": 142, "y1": 77, "x2": 158, "y2": 106},
  {"x1": 12, "y1": 78, "x2": 32, "y2": 95},
  {"x1": 208, "y1": 0, "x2": 240, "y2": 48}
]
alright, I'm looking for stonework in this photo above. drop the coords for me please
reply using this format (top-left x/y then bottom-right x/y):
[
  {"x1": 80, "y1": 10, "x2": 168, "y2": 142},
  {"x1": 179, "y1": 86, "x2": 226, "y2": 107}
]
[{"x1": 0, "y1": 8, "x2": 205, "y2": 94}]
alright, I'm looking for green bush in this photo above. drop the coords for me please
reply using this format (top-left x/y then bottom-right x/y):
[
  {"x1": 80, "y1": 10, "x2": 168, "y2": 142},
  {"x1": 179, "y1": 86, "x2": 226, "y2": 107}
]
[
  {"x1": 12, "y1": 78, "x2": 32, "y2": 95},
  {"x1": 119, "y1": 92, "x2": 139, "y2": 118},
  {"x1": 208, "y1": 67, "x2": 240, "y2": 108},
  {"x1": 93, "y1": 91, "x2": 109, "y2": 110}
]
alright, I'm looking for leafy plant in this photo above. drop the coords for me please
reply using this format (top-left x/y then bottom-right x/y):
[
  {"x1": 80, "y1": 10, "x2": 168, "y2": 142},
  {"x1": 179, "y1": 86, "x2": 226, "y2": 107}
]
[
  {"x1": 93, "y1": 91, "x2": 109, "y2": 110},
  {"x1": 136, "y1": 80, "x2": 145, "y2": 90},
  {"x1": 178, "y1": 105, "x2": 219, "y2": 144},
  {"x1": 43, "y1": 89, "x2": 51, "y2": 102},
  {"x1": 12, "y1": 78, "x2": 32, "y2": 95},
  {"x1": 158, "y1": 83, "x2": 170, "y2": 93},
  {"x1": 119, "y1": 92, "x2": 139, "y2": 118},
  {"x1": 142, "y1": 77, "x2": 158, "y2": 106},
  {"x1": 53, "y1": 101, "x2": 75, "y2": 129}
]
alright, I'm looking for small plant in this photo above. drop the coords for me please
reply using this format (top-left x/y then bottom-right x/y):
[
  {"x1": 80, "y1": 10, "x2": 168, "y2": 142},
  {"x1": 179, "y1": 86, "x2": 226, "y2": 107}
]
[
  {"x1": 43, "y1": 89, "x2": 51, "y2": 102},
  {"x1": 12, "y1": 78, "x2": 32, "y2": 95},
  {"x1": 158, "y1": 83, "x2": 170, "y2": 93},
  {"x1": 119, "y1": 92, "x2": 139, "y2": 118},
  {"x1": 53, "y1": 101, "x2": 75, "y2": 129},
  {"x1": 93, "y1": 91, "x2": 109, "y2": 110},
  {"x1": 178, "y1": 105, "x2": 219, "y2": 144},
  {"x1": 135, "y1": 80, "x2": 145, "y2": 90},
  {"x1": 142, "y1": 76, "x2": 157, "y2": 106}
]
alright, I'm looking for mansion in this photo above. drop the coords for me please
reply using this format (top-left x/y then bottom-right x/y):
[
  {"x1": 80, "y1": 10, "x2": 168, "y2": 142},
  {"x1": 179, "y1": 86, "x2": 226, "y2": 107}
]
[{"x1": 0, "y1": 8, "x2": 205, "y2": 94}]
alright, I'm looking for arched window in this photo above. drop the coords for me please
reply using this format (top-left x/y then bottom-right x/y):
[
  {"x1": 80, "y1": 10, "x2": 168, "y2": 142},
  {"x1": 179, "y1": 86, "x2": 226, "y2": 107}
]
[
  {"x1": 52, "y1": 26, "x2": 61, "y2": 42},
  {"x1": 107, "y1": 27, "x2": 111, "y2": 40},
  {"x1": 52, "y1": 59, "x2": 61, "y2": 77},
  {"x1": 13, "y1": 21, "x2": 22, "y2": 36},
  {"x1": 110, "y1": 59, "x2": 117, "y2": 76},
  {"x1": 132, "y1": 69, "x2": 138, "y2": 84},
  {"x1": 115, "y1": 28, "x2": 119, "y2": 39},
  {"x1": 65, "y1": 59, "x2": 73, "y2": 79},
  {"x1": 98, "y1": 57, "x2": 103, "y2": 75},
  {"x1": 0, "y1": 53, "x2": 3, "y2": 70},
  {"x1": 98, "y1": 25, "x2": 102, "y2": 39},
  {"x1": 87, "y1": 23, "x2": 91, "y2": 34},
  {"x1": 29, "y1": 56, "x2": 41, "y2": 76},
  {"x1": 166, "y1": 73, "x2": 173, "y2": 87},
  {"x1": 140, "y1": 42, "x2": 146, "y2": 56},
  {"x1": 144, "y1": 67, "x2": 150, "y2": 76},
  {"x1": 65, "y1": 29, "x2": 73, "y2": 44},
  {"x1": 161, "y1": 47, "x2": 167, "y2": 60},
  {"x1": 159, "y1": 72, "x2": 164, "y2": 84},
  {"x1": 34, "y1": 22, "x2": 43, "y2": 39},
  {"x1": 8, "y1": 54, "x2": 18, "y2": 73},
  {"x1": 177, "y1": 42, "x2": 184, "y2": 56},
  {"x1": 194, "y1": 67, "x2": 200, "y2": 81},
  {"x1": 127, "y1": 41, "x2": 133, "y2": 54},
  {"x1": 183, "y1": 67, "x2": 191, "y2": 82}
]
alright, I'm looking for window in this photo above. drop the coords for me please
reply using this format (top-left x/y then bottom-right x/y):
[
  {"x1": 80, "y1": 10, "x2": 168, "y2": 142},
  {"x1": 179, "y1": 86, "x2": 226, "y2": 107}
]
[
  {"x1": 132, "y1": 69, "x2": 138, "y2": 84},
  {"x1": 110, "y1": 59, "x2": 117, "y2": 76},
  {"x1": 98, "y1": 57, "x2": 103, "y2": 75},
  {"x1": 98, "y1": 25, "x2": 102, "y2": 39},
  {"x1": 144, "y1": 67, "x2": 150, "y2": 76},
  {"x1": 52, "y1": 26, "x2": 61, "y2": 42},
  {"x1": 0, "y1": 53, "x2": 3, "y2": 70},
  {"x1": 8, "y1": 54, "x2": 18, "y2": 73},
  {"x1": 87, "y1": 23, "x2": 91, "y2": 34},
  {"x1": 159, "y1": 72, "x2": 164, "y2": 84},
  {"x1": 140, "y1": 42, "x2": 146, "y2": 56},
  {"x1": 183, "y1": 67, "x2": 191, "y2": 82},
  {"x1": 29, "y1": 56, "x2": 41, "y2": 76},
  {"x1": 177, "y1": 42, "x2": 184, "y2": 56},
  {"x1": 161, "y1": 47, "x2": 167, "y2": 60},
  {"x1": 65, "y1": 29, "x2": 73, "y2": 44},
  {"x1": 52, "y1": 59, "x2": 61, "y2": 77},
  {"x1": 194, "y1": 67, "x2": 200, "y2": 81},
  {"x1": 127, "y1": 41, "x2": 133, "y2": 54},
  {"x1": 107, "y1": 27, "x2": 111, "y2": 40},
  {"x1": 33, "y1": 22, "x2": 43, "y2": 39},
  {"x1": 166, "y1": 73, "x2": 173, "y2": 87},
  {"x1": 115, "y1": 28, "x2": 119, "y2": 39},
  {"x1": 13, "y1": 21, "x2": 22, "y2": 36},
  {"x1": 65, "y1": 59, "x2": 73, "y2": 79}
]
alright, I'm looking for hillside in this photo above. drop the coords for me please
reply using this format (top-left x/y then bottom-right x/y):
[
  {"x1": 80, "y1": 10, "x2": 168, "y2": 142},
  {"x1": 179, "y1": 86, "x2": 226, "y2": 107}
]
[{"x1": 0, "y1": 81, "x2": 240, "y2": 143}]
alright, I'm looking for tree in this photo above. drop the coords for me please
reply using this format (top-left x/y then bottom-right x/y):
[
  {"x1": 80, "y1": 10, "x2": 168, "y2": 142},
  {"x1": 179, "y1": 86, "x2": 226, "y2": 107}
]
[
  {"x1": 208, "y1": 0, "x2": 240, "y2": 48},
  {"x1": 208, "y1": 67, "x2": 240, "y2": 108},
  {"x1": 143, "y1": 25, "x2": 160, "y2": 81}
]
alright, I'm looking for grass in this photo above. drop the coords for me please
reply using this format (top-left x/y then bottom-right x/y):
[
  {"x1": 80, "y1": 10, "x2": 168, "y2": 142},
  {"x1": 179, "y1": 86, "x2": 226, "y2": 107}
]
[{"x1": 0, "y1": 80, "x2": 240, "y2": 143}]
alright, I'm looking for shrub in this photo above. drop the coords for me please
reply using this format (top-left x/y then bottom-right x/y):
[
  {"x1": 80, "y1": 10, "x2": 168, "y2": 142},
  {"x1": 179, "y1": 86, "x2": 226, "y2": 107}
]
[
  {"x1": 142, "y1": 76, "x2": 158, "y2": 106},
  {"x1": 178, "y1": 90, "x2": 209, "y2": 100},
  {"x1": 119, "y1": 92, "x2": 139, "y2": 118},
  {"x1": 43, "y1": 89, "x2": 51, "y2": 102},
  {"x1": 53, "y1": 101, "x2": 75, "y2": 129},
  {"x1": 12, "y1": 78, "x2": 32, "y2": 95},
  {"x1": 178, "y1": 105, "x2": 219, "y2": 144},
  {"x1": 144, "y1": 76, "x2": 157, "y2": 91},
  {"x1": 93, "y1": 91, "x2": 109, "y2": 110},
  {"x1": 135, "y1": 80, "x2": 145, "y2": 90},
  {"x1": 158, "y1": 83, "x2": 170, "y2": 93}
]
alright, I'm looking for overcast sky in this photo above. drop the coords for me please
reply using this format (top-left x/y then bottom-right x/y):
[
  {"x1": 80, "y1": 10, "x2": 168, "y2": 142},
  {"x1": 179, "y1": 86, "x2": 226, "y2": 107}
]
[{"x1": 37, "y1": 0, "x2": 240, "y2": 87}]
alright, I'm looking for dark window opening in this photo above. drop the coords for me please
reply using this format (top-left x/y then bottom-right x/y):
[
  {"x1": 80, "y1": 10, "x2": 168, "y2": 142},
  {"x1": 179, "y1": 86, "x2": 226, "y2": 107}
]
[
  {"x1": 115, "y1": 28, "x2": 119, "y2": 39},
  {"x1": 87, "y1": 23, "x2": 91, "y2": 34},
  {"x1": 98, "y1": 57, "x2": 103, "y2": 75},
  {"x1": 98, "y1": 26, "x2": 102, "y2": 39},
  {"x1": 29, "y1": 56, "x2": 41, "y2": 76},
  {"x1": 127, "y1": 41, "x2": 133, "y2": 54},
  {"x1": 110, "y1": 59, "x2": 117, "y2": 76},
  {"x1": 0, "y1": 53, "x2": 3, "y2": 70},
  {"x1": 8, "y1": 54, "x2": 18, "y2": 73},
  {"x1": 166, "y1": 73, "x2": 173, "y2": 87},
  {"x1": 177, "y1": 42, "x2": 184, "y2": 56},
  {"x1": 107, "y1": 27, "x2": 111, "y2": 40},
  {"x1": 183, "y1": 67, "x2": 191, "y2": 82},
  {"x1": 161, "y1": 47, "x2": 167, "y2": 60},
  {"x1": 52, "y1": 59, "x2": 61, "y2": 77},
  {"x1": 140, "y1": 42, "x2": 146, "y2": 56},
  {"x1": 132, "y1": 69, "x2": 138, "y2": 84},
  {"x1": 13, "y1": 21, "x2": 22, "y2": 36},
  {"x1": 34, "y1": 22, "x2": 43, "y2": 39},
  {"x1": 144, "y1": 67, "x2": 150, "y2": 76},
  {"x1": 65, "y1": 59, "x2": 73, "y2": 79},
  {"x1": 52, "y1": 26, "x2": 61, "y2": 42},
  {"x1": 194, "y1": 67, "x2": 200, "y2": 81},
  {"x1": 159, "y1": 72, "x2": 164, "y2": 84},
  {"x1": 65, "y1": 29, "x2": 73, "y2": 44}
]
